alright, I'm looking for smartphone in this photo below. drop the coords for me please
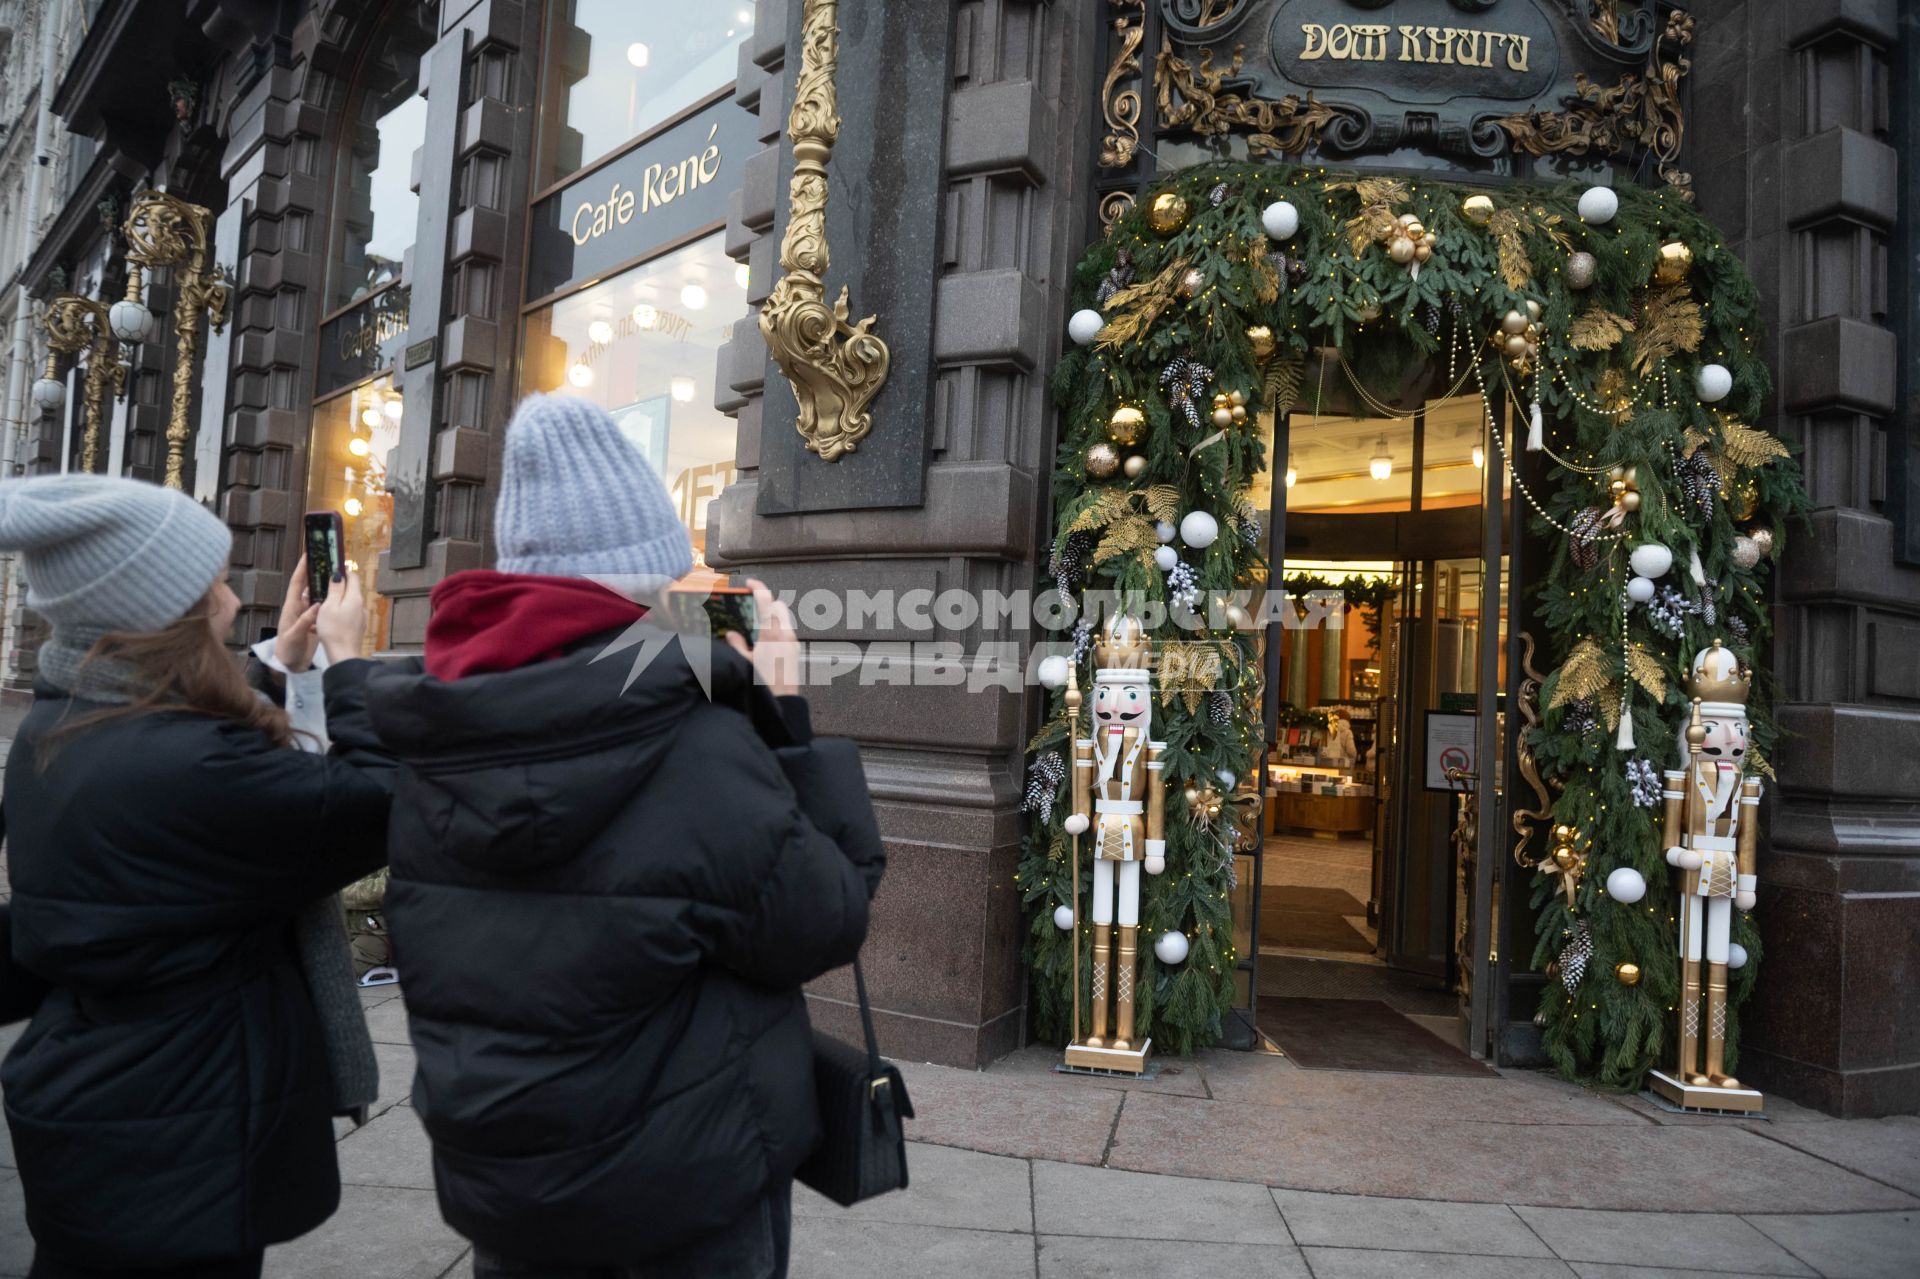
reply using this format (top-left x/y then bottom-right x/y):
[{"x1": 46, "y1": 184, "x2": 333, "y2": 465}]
[
  {"x1": 303, "y1": 510, "x2": 344, "y2": 605},
  {"x1": 663, "y1": 577, "x2": 759, "y2": 645}
]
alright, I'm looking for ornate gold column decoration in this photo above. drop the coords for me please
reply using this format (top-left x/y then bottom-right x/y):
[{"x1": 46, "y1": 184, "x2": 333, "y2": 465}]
[
  {"x1": 116, "y1": 191, "x2": 232, "y2": 490},
  {"x1": 1098, "y1": 1, "x2": 1146, "y2": 167},
  {"x1": 1153, "y1": 38, "x2": 1337, "y2": 160},
  {"x1": 759, "y1": 0, "x2": 890, "y2": 463},
  {"x1": 42, "y1": 294, "x2": 126, "y2": 473}
]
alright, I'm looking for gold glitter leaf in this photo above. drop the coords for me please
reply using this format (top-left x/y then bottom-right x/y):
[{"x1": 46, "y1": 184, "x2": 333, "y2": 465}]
[
  {"x1": 1144, "y1": 484, "x2": 1183, "y2": 526},
  {"x1": 1632, "y1": 284, "x2": 1704, "y2": 374},
  {"x1": 1568, "y1": 308, "x2": 1635, "y2": 351},
  {"x1": 1718, "y1": 417, "x2": 1790, "y2": 468},
  {"x1": 1093, "y1": 515, "x2": 1158, "y2": 565},
  {"x1": 1066, "y1": 488, "x2": 1134, "y2": 534},
  {"x1": 1626, "y1": 646, "x2": 1667, "y2": 702},
  {"x1": 1548, "y1": 638, "x2": 1612, "y2": 709}
]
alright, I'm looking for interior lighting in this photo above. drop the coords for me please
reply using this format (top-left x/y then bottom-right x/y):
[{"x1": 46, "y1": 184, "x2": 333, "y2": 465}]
[
  {"x1": 348, "y1": 437, "x2": 371, "y2": 457},
  {"x1": 588, "y1": 319, "x2": 614, "y2": 345},
  {"x1": 343, "y1": 497, "x2": 364, "y2": 518},
  {"x1": 671, "y1": 375, "x2": 697, "y2": 403},
  {"x1": 735, "y1": 263, "x2": 750, "y2": 290},
  {"x1": 1472, "y1": 444, "x2": 1485, "y2": 469},
  {"x1": 1284, "y1": 466, "x2": 1296, "y2": 489},
  {"x1": 1368, "y1": 436, "x2": 1392, "y2": 482},
  {"x1": 632, "y1": 303, "x2": 658, "y2": 328},
  {"x1": 567, "y1": 360, "x2": 594, "y2": 388},
  {"x1": 680, "y1": 283, "x2": 708, "y2": 310},
  {"x1": 383, "y1": 396, "x2": 403, "y2": 420},
  {"x1": 361, "y1": 407, "x2": 381, "y2": 428},
  {"x1": 626, "y1": 42, "x2": 650, "y2": 68}
]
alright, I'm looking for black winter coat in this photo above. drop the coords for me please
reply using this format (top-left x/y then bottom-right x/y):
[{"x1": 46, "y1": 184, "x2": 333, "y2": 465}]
[
  {"x1": 0, "y1": 662, "x2": 395, "y2": 1266},
  {"x1": 368, "y1": 632, "x2": 884, "y2": 1265}
]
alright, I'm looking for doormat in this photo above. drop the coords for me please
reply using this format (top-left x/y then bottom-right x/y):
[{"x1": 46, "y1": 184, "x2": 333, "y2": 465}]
[
  {"x1": 1257, "y1": 996, "x2": 1495, "y2": 1076},
  {"x1": 1259, "y1": 886, "x2": 1374, "y2": 954}
]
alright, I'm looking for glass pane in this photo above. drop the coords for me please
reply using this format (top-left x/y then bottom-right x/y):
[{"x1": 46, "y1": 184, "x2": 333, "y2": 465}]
[
  {"x1": 518, "y1": 233, "x2": 747, "y2": 566},
  {"x1": 306, "y1": 376, "x2": 404, "y2": 654},
  {"x1": 539, "y1": 1, "x2": 755, "y2": 189},
  {"x1": 1421, "y1": 395, "x2": 1487, "y2": 509},
  {"x1": 330, "y1": 11, "x2": 434, "y2": 311},
  {"x1": 1285, "y1": 412, "x2": 1414, "y2": 513}
]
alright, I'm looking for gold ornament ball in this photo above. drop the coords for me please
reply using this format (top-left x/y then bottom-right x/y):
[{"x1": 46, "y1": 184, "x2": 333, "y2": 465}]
[
  {"x1": 1388, "y1": 236, "x2": 1416, "y2": 264},
  {"x1": 1397, "y1": 212, "x2": 1419, "y2": 227},
  {"x1": 1179, "y1": 267, "x2": 1207, "y2": 298},
  {"x1": 1566, "y1": 251, "x2": 1597, "y2": 289},
  {"x1": 1084, "y1": 441, "x2": 1120, "y2": 478},
  {"x1": 1147, "y1": 191, "x2": 1189, "y2": 235},
  {"x1": 1525, "y1": 299, "x2": 1543, "y2": 322},
  {"x1": 1184, "y1": 786, "x2": 1202, "y2": 805},
  {"x1": 1552, "y1": 823, "x2": 1576, "y2": 842},
  {"x1": 1228, "y1": 388, "x2": 1247, "y2": 407},
  {"x1": 1654, "y1": 239, "x2": 1694, "y2": 285},
  {"x1": 1122, "y1": 454, "x2": 1147, "y2": 479},
  {"x1": 1504, "y1": 333, "x2": 1530, "y2": 359},
  {"x1": 1502, "y1": 309, "x2": 1529, "y2": 335},
  {"x1": 1212, "y1": 406, "x2": 1235, "y2": 428},
  {"x1": 1404, "y1": 220, "x2": 1426, "y2": 240},
  {"x1": 1462, "y1": 194, "x2": 1495, "y2": 225},
  {"x1": 1213, "y1": 392, "x2": 1232, "y2": 409},
  {"x1": 1616, "y1": 962, "x2": 1642, "y2": 987},
  {"x1": 1730, "y1": 479, "x2": 1759, "y2": 522},
  {"x1": 1248, "y1": 324, "x2": 1276, "y2": 361},
  {"x1": 1225, "y1": 603, "x2": 1253, "y2": 630},
  {"x1": 1552, "y1": 844, "x2": 1578, "y2": 869},
  {"x1": 1108, "y1": 404, "x2": 1146, "y2": 445},
  {"x1": 1750, "y1": 527, "x2": 1775, "y2": 556},
  {"x1": 1414, "y1": 241, "x2": 1434, "y2": 263},
  {"x1": 1230, "y1": 404, "x2": 1248, "y2": 424},
  {"x1": 1621, "y1": 490, "x2": 1642, "y2": 513},
  {"x1": 1732, "y1": 535, "x2": 1761, "y2": 570}
]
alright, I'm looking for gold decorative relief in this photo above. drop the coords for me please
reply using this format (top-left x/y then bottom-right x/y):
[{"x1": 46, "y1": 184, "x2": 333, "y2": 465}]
[
  {"x1": 43, "y1": 294, "x2": 126, "y2": 474},
  {"x1": 1098, "y1": 190, "x2": 1138, "y2": 233},
  {"x1": 760, "y1": 0, "x2": 890, "y2": 462},
  {"x1": 1154, "y1": 37, "x2": 1337, "y2": 160},
  {"x1": 1510, "y1": 632, "x2": 1561, "y2": 870},
  {"x1": 1099, "y1": 2, "x2": 1146, "y2": 168},
  {"x1": 120, "y1": 191, "x2": 231, "y2": 490}
]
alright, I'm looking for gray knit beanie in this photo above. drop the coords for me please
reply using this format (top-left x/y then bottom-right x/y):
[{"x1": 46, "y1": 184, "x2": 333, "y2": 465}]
[
  {"x1": 0, "y1": 474, "x2": 232, "y2": 640},
  {"x1": 494, "y1": 393, "x2": 694, "y2": 584}
]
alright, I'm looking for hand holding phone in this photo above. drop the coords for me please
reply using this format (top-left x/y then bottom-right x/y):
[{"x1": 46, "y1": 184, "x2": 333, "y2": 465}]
[
  {"x1": 724, "y1": 580, "x2": 800, "y2": 697},
  {"x1": 303, "y1": 511, "x2": 345, "y2": 607}
]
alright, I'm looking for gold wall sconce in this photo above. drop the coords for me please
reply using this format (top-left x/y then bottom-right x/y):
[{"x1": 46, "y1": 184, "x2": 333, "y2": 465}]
[
  {"x1": 759, "y1": 0, "x2": 890, "y2": 462},
  {"x1": 111, "y1": 191, "x2": 231, "y2": 490},
  {"x1": 35, "y1": 294, "x2": 126, "y2": 474}
]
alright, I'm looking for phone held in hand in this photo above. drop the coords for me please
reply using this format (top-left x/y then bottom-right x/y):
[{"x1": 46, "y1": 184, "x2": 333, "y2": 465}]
[
  {"x1": 663, "y1": 576, "x2": 759, "y2": 646},
  {"x1": 303, "y1": 510, "x2": 345, "y2": 605}
]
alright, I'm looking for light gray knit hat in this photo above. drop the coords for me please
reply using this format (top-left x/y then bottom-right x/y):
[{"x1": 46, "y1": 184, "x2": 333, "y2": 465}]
[
  {"x1": 494, "y1": 393, "x2": 694, "y2": 584},
  {"x1": 0, "y1": 473, "x2": 232, "y2": 637}
]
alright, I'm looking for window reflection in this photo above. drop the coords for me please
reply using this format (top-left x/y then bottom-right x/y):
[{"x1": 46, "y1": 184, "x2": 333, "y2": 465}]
[
  {"x1": 539, "y1": 2, "x2": 753, "y2": 188},
  {"x1": 306, "y1": 377, "x2": 404, "y2": 654},
  {"x1": 518, "y1": 234, "x2": 746, "y2": 565},
  {"x1": 331, "y1": 6, "x2": 435, "y2": 311}
]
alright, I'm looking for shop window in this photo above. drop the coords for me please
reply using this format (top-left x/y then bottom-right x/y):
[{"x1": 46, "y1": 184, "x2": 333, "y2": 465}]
[
  {"x1": 328, "y1": 5, "x2": 436, "y2": 312},
  {"x1": 537, "y1": 2, "x2": 754, "y2": 189},
  {"x1": 518, "y1": 233, "x2": 746, "y2": 566},
  {"x1": 1286, "y1": 414, "x2": 1416, "y2": 513},
  {"x1": 305, "y1": 377, "x2": 404, "y2": 655}
]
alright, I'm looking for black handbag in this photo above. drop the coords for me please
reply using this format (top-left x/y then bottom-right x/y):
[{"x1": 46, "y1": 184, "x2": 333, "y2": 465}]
[{"x1": 796, "y1": 958, "x2": 913, "y2": 1206}]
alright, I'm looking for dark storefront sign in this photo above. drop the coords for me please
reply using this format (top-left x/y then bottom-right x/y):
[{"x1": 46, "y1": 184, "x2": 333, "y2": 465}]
[
  {"x1": 526, "y1": 95, "x2": 756, "y2": 302},
  {"x1": 1278, "y1": 0, "x2": 1559, "y2": 102},
  {"x1": 316, "y1": 285, "x2": 411, "y2": 398}
]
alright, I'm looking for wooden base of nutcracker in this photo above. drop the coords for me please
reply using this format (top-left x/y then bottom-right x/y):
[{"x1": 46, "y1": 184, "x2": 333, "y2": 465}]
[
  {"x1": 1064, "y1": 1038, "x2": 1152, "y2": 1075},
  {"x1": 1647, "y1": 1069, "x2": 1764, "y2": 1114}
]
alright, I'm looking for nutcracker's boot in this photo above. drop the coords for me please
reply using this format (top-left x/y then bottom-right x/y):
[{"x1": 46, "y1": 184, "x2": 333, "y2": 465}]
[
  {"x1": 1086, "y1": 923, "x2": 1111, "y2": 1048},
  {"x1": 1679, "y1": 957, "x2": 1706, "y2": 1085},
  {"x1": 1113, "y1": 925, "x2": 1138, "y2": 1051},
  {"x1": 1704, "y1": 961, "x2": 1739, "y2": 1088}
]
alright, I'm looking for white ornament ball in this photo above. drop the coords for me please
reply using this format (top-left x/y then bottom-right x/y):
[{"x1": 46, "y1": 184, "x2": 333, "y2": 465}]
[
  {"x1": 1731, "y1": 536, "x2": 1761, "y2": 570},
  {"x1": 1605, "y1": 867, "x2": 1648, "y2": 905},
  {"x1": 1577, "y1": 185, "x2": 1619, "y2": 225},
  {"x1": 1728, "y1": 942, "x2": 1749, "y2": 970},
  {"x1": 1626, "y1": 575, "x2": 1656, "y2": 603},
  {"x1": 1695, "y1": 363, "x2": 1733, "y2": 403},
  {"x1": 1155, "y1": 520, "x2": 1177, "y2": 544},
  {"x1": 1067, "y1": 309, "x2": 1105, "y2": 346},
  {"x1": 1037, "y1": 655, "x2": 1072, "y2": 689},
  {"x1": 1154, "y1": 932, "x2": 1191, "y2": 965},
  {"x1": 1054, "y1": 905, "x2": 1075, "y2": 931},
  {"x1": 1628, "y1": 543, "x2": 1674, "y2": 580},
  {"x1": 1261, "y1": 199, "x2": 1300, "y2": 241},
  {"x1": 1154, "y1": 545, "x2": 1179, "y2": 572},
  {"x1": 1180, "y1": 510, "x2": 1220, "y2": 549},
  {"x1": 1216, "y1": 768, "x2": 1237, "y2": 789}
]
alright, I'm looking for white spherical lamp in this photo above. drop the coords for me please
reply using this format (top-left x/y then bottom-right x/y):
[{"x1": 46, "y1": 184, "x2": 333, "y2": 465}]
[
  {"x1": 1628, "y1": 543, "x2": 1674, "y2": 580},
  {"x1": 30, "y1": 374, "x2": 65, "y2": 412},
  {"x1": 109, "y1": 298, "x2": 151, "y2": 344},
  {"x1": 1154, "y1": 932, "x2": 1190, "y2": 964},
  {"x1": 1694, "y1": 363, "x2": 1733, "y2": 403},
  {"x1": 1261, "y1": 199, "x2": 1300, "y2": 241},
  {"x1": 1605, "y1": 867, "x2": 1648, "y2": 905},
  {"x1": 1577, "y1": 186, "x2": 1619, "y2": 225},
  {"x1": 1153, "y1": 545, "x2": 1179, "y2": 572},
  {"x1": 1053, "y1": 905, "x2": 1075, "y2": 932},
  {"x1": 1067, "y1": 308, "x2": 1105, "y2": 346},
  {"x1": 1179, "y1": 510, "x2": 1219, "y2": 549},
  {"x1": 1626, "y1": 576, "x2": 1656, "y2": 604},
  {"x1": 1037, "y1": 655, "x2": 1071, "y2": 690},
  {"x1": 1727, "y1": 942, "x2": 1748, "y2": 970}
]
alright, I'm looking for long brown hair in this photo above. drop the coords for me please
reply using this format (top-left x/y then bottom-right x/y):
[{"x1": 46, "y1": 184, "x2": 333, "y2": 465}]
[{"x1": 40, "y1": 588, "x2": 292, "y2": 763}]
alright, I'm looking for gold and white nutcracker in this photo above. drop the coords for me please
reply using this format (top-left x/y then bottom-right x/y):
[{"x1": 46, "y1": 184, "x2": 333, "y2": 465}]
[
  {"x1": 1649, "y1": 641, "x2": 1764, "y2": 1113},
  {"x1": 1061, "y1": 614, "x2": 1166, "y2": 1073}
]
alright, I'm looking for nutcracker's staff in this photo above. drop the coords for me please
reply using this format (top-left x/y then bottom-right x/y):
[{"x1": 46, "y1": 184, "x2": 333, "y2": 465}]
[{"x1": 1065, "y1": 667, "x2": 1083, "y2": 1050}]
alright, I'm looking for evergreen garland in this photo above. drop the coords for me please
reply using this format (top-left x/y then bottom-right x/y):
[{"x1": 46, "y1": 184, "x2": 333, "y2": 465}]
[{"x1": 1021, "y1": 160, "x2": 1803, "y2": 1083}]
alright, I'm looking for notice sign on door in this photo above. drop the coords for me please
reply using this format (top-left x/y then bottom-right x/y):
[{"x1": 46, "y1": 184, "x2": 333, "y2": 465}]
[{"x1": 1424, "y1": 712, "x2": 1477, "y2": 791}]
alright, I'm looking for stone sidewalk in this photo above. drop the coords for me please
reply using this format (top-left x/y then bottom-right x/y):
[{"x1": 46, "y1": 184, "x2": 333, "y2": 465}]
[{"x1": 0, "y1": 987, "x2": 1915, "y2": 1277}]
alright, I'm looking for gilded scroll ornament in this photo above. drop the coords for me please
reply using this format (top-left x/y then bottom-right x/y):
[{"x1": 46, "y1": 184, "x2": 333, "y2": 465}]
[
  {"x1": 1154, "y1": 38, "x2": 1337, "y2": 160},
  {"x1": 760, "y1": 0, "x2": 890, "y2": 463},
  {"x1": 42, "y1": 294, "x2": 126, "y2": 474},
  {"x1": 117, "y1": 191, "x2": 230, "y2": 490},
  {"x1": 1099, "y1": 2, "x2": 1146, "y2": 168},
  {"x1": 1510, "y1": 631, "x2": 1560, "y2": 870}
]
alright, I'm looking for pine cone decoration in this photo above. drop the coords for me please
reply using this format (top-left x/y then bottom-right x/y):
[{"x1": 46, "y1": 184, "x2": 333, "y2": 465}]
[
  {"x1": 1562, "y1": 697, "x2": 1598, "y2": 738},
  {"x1": 1560, "y1": 921, "x2": 1594, "y2": 992},
  {"x1": 1023, "y1": 752, "x2": 1066, "y2": 823},
  {"x1": 1679, "y1": 451, "x2": 1718, "y2": 520},
  {"x1": 1569, "y1": 508, "x2": 1607, "y2": 572}
]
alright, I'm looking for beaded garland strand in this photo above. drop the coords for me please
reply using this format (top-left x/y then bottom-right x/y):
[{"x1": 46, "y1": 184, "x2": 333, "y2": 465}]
[{"x1": 1018, "y1": 160, "x2": 1803, "y2": 1086}]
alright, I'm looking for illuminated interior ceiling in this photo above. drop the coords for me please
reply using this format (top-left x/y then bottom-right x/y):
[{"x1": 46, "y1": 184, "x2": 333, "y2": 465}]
[{"x1": 1277, "y1": 393, "x2": 1486, "y2": 513}]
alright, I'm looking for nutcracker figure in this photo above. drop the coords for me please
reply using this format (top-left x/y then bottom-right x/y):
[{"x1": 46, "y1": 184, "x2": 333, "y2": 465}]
[
  {"x1": 1061, "y1": 613, "x2": 1166, "y2": 1072},
  {"x1": 1649, "y1": 641, "x2": 1764, "y2": 1112}
]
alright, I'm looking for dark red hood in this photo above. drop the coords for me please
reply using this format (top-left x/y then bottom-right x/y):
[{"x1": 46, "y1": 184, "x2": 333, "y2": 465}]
[{"x1": 424, "y1": 570, "x2": 648, "y2": 681}]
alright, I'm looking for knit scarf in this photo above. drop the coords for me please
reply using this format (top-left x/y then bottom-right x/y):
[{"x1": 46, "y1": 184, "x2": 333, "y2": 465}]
[{"x1": 39, "y1": 630, "x2": 380, "y2": 1124}]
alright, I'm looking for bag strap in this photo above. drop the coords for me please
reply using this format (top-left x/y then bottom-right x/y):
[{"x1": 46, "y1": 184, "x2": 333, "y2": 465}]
[{"x1": 851, "y1": 956, "x2": 884, "y2": 1080}]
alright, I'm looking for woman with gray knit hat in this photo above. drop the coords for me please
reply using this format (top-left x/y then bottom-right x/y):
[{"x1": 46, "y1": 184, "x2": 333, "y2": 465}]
[
  {"x1": 0, "y1": 474, "x2": 396, "y2": 1278},
  {"x1": 369, "y1": 394, "x2": 885, "y2": 1279}
]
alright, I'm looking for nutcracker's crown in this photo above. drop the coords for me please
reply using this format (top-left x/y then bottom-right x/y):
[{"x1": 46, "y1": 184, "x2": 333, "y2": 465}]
[
  {"x1": 1094, "y1": 612, "x2": 1153, "y2": 671},
  {"x1": 1684, "y1": 640, "x2": 1751, "y2": 706}
]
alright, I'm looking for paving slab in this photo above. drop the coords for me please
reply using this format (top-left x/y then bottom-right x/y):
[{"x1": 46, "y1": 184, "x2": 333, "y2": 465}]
[
  {"x1": 1037, "y1": 1234, "x2": 1310, "y2": 1277},
  {"x1": 264, "y1": 1185, "x2": 468, "y2": 1279},
  {"x1": 336, "y1": 1104, "x2": 437, "y2": 1192},
  {"x1": 1032, "y1": 1159, "x2": 1291, "y2": 1244},
  {"x1": 1737, "y1": 1117, "x2": 1920, "y2": 1197},
  {"x1": 897, "y1": 1059, "x2": 1122, "y2": 1166},
  {"x1": 1273, "y1": 1187, "x2": 1553, "y2": 1257},
  {"x1": 372, "y1": 1040, "x2": 419, "y2": 1114},
  {"x1": 1513, "y1": 1206, "x2": 1816, "y2": 1275},
  {"x1": 979, "y1": 1043, "x2": 1214, "y2": 1097},
  {"x1": 363, "y1": 996, "x2": 413, "y2": 1046},
  {"x1": 1569, "y1": 1265, "x2": 1796, "y2": 1278},
  {"x1": 792, "y1": 1143, "x2": 1032, "y2": 1233},
  {"x1": 1743, "y1": 1209, "x2": 1920, "y2": 1279},
  {"x1": 789, "y1": 1218, "x2": 1034, "y2": 1279},
  {"x1": 1106, "y1": 1092, "x2": 1920, "y2": 1212},
  {"x1": 1199, "y1": 1052, "x2": 1634, "y2": 1125},
  {"x1": 1302, "y1": 1247, "x2": 1577, "y2": 1278}
]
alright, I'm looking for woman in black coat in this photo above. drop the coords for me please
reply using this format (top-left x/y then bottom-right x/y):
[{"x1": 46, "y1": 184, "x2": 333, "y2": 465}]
[{"x1": 0, "y1": 475, "x2": 395, "y2": 1279}]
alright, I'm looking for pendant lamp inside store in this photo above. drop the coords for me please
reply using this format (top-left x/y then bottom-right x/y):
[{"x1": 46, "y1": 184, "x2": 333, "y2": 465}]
[{"x1": 1369, "y1": 436, "x2": 1392, "y2": 482}]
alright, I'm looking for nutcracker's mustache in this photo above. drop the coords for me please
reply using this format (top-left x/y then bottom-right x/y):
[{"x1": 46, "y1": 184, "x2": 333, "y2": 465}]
[{"x1": 1103, "y1": 710, "x2": 1144, "y2": 722}]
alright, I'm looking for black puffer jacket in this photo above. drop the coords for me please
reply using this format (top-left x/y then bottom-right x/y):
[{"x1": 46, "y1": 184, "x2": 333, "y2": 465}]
[
  {"x1": 369, "y1": 633, "x2": 883, "y2": 1265},
  {"x1": 1, "y1": 662, "x2": 394, "y2": 1266}
]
